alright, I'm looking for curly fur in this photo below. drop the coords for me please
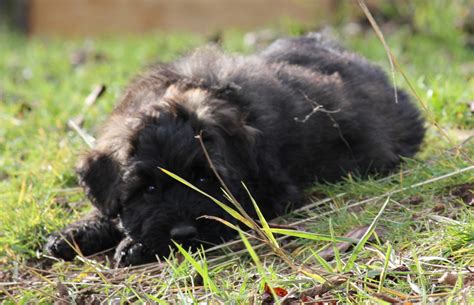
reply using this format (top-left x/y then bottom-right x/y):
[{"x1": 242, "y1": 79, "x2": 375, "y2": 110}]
[{"x1": 45, "y1": 33, "x2": 425, "y2": 266}]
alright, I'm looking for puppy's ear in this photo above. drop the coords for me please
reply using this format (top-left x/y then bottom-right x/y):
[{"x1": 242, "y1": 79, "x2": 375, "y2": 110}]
[{"x1": 76, "y1": 151, "x2": 122, "y2": 217}]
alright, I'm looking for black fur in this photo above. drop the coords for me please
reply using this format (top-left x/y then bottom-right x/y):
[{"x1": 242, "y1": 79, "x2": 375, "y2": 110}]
[{"x1": 45, "y1": 33, "x2": 425, "y2": 265}]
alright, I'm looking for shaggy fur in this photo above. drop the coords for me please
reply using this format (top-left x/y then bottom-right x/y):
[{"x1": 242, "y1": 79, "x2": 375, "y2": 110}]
[{"x1": 45, "y1": 33, "x2": 425, "y2": 266}]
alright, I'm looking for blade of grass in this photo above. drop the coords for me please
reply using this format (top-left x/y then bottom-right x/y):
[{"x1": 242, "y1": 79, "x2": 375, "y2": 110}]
[
  {"x1": 241, "y1": 182, "x2": 279, "y2": 248},
  {"x1": 173, "y1": 242, "x2": 219, "y2": 295},
  {"x1": 198, "y1": 215, "x2": 266, "y2": 243},
  {"x1": 237, "y1": 228, "x2": 280, "y2": 304},
  {"x1": 413, "y1": 254, "x2": 428, "y2": 303},
  {"x1": 145, "y1": 294, "x2": 167, "y2": 304},
  {"x1": 357, "y1": 0, "x2": 398, "y2": 104},
  {"x1": 160, "y1": 168, "x2": 253, "y2": 229},
  {"x1": 344, "y1": 196, "x2": 391, "y2": 272},
  {"x1": 308, "y1": 248, "x2": 334, "y2": 273},
  {"x1": 328, "y1": 218, "x2": 343, "y2": 272},
  {"x1": 195, "y1": 133, "x2": 255, "y2": 220},
  {"x1": 269, "y1": 228, "x2": 358, "y2": 244},
  {"x1": 378, "y1": 242, "x2": 392, "y2": 293}
]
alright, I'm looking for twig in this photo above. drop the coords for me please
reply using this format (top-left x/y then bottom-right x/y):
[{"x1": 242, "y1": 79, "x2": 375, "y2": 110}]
[
  {"x1": 84, "y1": 84, "x2": 106, "y2": 107},
  {"x1": 67, "y1": 119, "x2": 96, "y2": 148},
  {"x1": 195, "y1": 132, "x2": 255, "y2": 223},
  {"x1": 294, "y1": 90, "x2": 340, "y2": 123},
  {"x1": 67, "y1": 84, "x2": 105, "y2": 148},
  {"x1": 357, "y1": 0, "x2": 398, "y2": 104},
  {"x1": 295, "y1": 90, "x2": 351, "y2": 153},
  {"x1": 0, "y1": 288, "x2": 18, "y2": 304},
  {"x1": 255, "y1": 221, "x2": 300, "y2": 230}
]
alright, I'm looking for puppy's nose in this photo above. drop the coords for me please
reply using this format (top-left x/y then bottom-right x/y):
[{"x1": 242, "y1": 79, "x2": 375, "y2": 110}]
[{"x1": 170, "y1": 224, "x2": 197, "y2": 241}]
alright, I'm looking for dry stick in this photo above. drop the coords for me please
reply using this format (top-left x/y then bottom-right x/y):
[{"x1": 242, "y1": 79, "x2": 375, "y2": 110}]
[
  {"x1": 195, "y1": 131, "x2": 290, "y2": 254},
  {"x1": 67, "y1": 119, "x2": 96, "y2": 148},
  {"x1": 357, "y1": 0, "x2": 472, "y2": 164},
  {"x1": 0, "y1": 288, "x2": 18, "y2": 305},
  {"x1": 84, "y1": 84, "x2": 106, "y2": 107},
  {"x1": 195, "y1": 132, "x2": 255, "y2": 225},
  {"x1": 357, "y1": 1, "x2": 398, "y2": 104},
  {"x1": 254, "y1": 221, "x2": 300, "y2": 230},
  {"x1": 67, "y1": 85, "x2": 105, "y2": 148},
  {"x1": 297, "y1": 90, "x2": 351, "y2": 152}
]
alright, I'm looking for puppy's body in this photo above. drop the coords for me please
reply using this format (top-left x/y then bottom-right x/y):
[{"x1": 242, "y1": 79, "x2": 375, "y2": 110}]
[{"x1": 46, "y1": 34, "x2": 424, "y2": 265}]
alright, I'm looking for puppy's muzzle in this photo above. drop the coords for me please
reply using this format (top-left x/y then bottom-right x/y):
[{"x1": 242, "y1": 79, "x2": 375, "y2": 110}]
[{"x1": 170, "y1": 223, "x2": 197, "y2": 241}]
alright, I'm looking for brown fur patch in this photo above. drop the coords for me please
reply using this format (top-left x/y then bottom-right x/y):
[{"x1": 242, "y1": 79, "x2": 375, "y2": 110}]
[{"x1": 162, "y1": 85, "x2": 213, "y2": 120}]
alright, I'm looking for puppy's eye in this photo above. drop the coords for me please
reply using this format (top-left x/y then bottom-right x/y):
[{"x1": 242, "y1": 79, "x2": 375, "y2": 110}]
[
  {"x1": 145, "y1": 185, "x2": 157, "y2": 194},
  {"x1": 197, "y1": 177, "x2": 207, "y2": 183}
]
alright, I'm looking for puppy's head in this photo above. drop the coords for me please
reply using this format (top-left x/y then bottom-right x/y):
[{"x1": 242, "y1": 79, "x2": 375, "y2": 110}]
[{"x1": 77, "y1": 84, "x2": 260, "y2": 258}]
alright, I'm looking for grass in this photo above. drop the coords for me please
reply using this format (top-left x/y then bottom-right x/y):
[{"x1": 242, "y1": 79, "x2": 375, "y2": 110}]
[{"x1": 1, "y1": 2, "x2": 473, "y2": 303}]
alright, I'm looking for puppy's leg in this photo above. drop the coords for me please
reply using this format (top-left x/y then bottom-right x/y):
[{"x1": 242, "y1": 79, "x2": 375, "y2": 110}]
[
  {"x1": 114, "y1": 236, "x2": 158, "y2": 266},
  {"x1": 45, "y1": 210, "x2": 123, "y2": 261}
]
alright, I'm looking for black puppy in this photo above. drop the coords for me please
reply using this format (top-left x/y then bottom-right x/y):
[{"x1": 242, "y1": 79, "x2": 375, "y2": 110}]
[{"x1": 45, "y1": 33, "x2": 425, "y2": 266}]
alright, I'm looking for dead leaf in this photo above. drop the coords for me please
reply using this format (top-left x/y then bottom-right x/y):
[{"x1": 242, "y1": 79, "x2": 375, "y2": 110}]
[
  {"x1": 432, "y1": 203, "x2": 446, "y2": 213},
  {"x1": 373, "y1": 293, "x2": 401, "y2": 303},
  {"x1": 386, "y1": 265, "x2": 410, "y2": 282},
  {"x1": 54, "y1": 281, "x2": 69, "y2": 305},
  {"x1": 438, "y1": 271, "x2": 458, "y2": 286},
  {"x1": 401, "y1": 195, "x2": 423, "y2": 205},
  {"x1": 264, "y1": 283, "x2": 288, "y2": 296},
  {"x1": 451, "y1": 183, "x2": 473, "y2": 206},
  {"x1": 299, "y1": 276, "x2": 347, "y2": 299},
  {"x1": 318, "y1": 225, "x2": 385, "y2": 260},
  {"x1": 438, "y1": 271, "x2": 474, "y2": 287},
  {"x1": 261, "y1": 283, "x2": 290, "y2": 304}
]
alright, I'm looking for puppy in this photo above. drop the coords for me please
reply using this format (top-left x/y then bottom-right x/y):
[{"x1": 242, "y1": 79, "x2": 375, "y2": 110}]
[{"x1": 45, "y1": 33, "x2": 425, "y2": 266}]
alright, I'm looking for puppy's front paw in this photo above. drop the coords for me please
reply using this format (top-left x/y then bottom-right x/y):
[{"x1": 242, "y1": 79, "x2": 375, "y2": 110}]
[
  {"x1": 44, "y1": 213, "x2": 123, "y2": 262},
  {"x1": 114, "y1": 237, "x2": 157, "y2": 267},
  {"x1": 44, "y1": 229, "x2": 82, "y2": 261}
]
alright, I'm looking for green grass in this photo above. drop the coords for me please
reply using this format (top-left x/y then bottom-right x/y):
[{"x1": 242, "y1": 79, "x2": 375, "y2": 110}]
[{"x1": 1, "y1": 3, "x2": 473, "y2": 302}]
